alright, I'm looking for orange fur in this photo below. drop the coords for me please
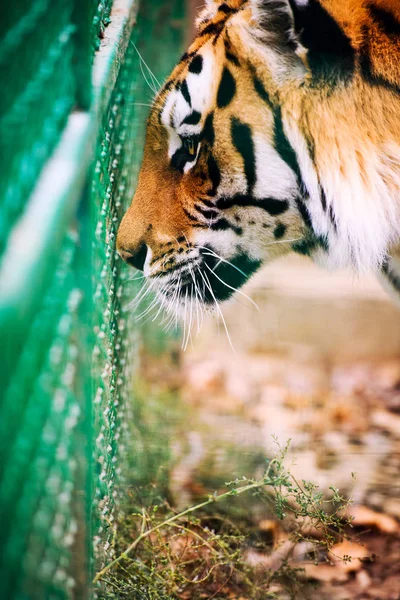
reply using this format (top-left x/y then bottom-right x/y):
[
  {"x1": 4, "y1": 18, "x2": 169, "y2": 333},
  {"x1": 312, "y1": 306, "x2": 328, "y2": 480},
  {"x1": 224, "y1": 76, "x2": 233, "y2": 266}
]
[{"x1": 117, "y1": 0, "x2": 400, "y2": 309}]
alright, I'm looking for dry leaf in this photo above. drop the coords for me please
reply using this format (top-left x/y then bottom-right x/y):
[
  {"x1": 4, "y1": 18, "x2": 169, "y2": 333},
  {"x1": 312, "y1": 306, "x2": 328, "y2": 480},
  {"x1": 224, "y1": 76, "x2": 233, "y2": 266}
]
[
  {"x1": 303, "y1": 563, "x2": 349, "y2": 583},
  {"x1": 258, "y1": 519, "x2": 283, "y2": 543},
  {"x1": 372, "y1": 410, "x2": 400, "y2": 436},
  {"x1": 355, "y1": 569, "x2": 372, "y2": 591},
  {"x1": 329, "y1": 540, "x2": 369, "y2": 572},
  {"x1": 348, "y1": 505, "x2": 399, "y2": 534},
  {"x1": 245, "y1": 540, "x2": 296, "y2": 571}
]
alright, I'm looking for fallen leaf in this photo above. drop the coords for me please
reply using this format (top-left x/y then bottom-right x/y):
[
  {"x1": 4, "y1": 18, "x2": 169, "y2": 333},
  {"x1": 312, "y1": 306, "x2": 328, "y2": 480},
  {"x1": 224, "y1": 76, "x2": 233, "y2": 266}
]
[
  {"x1": 258, "y1": 519, "x2": 284, "y2": 544},
  {"x1": 383, "y1": 498, "x2": 400, "y2": 520},
  {"x1": 355, "y1": 568, "x2": 371, "y2": 591},
  {"x1": 348, "y1": 505, "x2": 399, "y2": 534},
  {"x1": 245, "y1": 540, "x2": 296, "y2": 571},
  {"x1": 303, "y1": 563, "x2": 349, "y2": 583},
  {"x1": 372, "y1": 410, "x2": 400, "y2": 436},
  {"x1": 329, "y1": 540, "x2": 369, "y2": 572}
]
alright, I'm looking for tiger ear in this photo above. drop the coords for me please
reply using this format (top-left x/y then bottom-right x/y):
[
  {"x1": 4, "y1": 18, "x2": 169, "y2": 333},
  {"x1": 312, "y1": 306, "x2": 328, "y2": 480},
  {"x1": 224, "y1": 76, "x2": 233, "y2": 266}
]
[
  {"x1": 246, "y1": 0, "x2": 306, "y2": 86},
  {"x1": 288, "y1": 0, "x2": 355, "y2": 80},
  {"x1": 251, "y1": 0, "x2": 355, "y2": 83}
]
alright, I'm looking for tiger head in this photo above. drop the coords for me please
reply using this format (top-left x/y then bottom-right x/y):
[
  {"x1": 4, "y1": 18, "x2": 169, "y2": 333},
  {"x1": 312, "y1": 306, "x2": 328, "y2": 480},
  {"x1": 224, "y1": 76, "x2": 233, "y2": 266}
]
[{"x1": 117, "y1": 0, "x2": 400, "y2": 315}]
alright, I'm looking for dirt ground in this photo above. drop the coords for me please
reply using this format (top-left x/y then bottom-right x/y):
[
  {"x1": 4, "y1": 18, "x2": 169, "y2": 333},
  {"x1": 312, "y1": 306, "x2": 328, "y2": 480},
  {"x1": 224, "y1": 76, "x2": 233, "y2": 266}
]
[{"x1": 139, "y1": 257, "x2": 400, "y2": 599}]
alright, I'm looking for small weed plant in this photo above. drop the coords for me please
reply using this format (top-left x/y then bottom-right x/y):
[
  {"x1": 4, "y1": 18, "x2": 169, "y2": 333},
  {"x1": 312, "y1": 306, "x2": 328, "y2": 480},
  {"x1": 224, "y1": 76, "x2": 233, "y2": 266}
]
[{"x1": 94, "y1": 439, "x2": 354, "y2": 600}]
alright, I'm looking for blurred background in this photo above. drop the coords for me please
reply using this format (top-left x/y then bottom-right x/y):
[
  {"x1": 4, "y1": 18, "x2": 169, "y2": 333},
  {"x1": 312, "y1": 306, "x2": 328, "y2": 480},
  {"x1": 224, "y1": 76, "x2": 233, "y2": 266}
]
[
  {"x1": 1, "y1": 0, "x2": 400, "y2": 599},
  {"x1": 136, "y1": 253, "x2": 400, "y2": 599}
]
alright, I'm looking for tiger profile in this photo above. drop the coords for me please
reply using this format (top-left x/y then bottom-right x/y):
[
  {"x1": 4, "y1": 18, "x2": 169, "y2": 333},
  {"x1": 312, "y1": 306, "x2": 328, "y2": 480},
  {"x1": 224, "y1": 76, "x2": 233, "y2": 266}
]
[{"x1": 117, "y1": 0, "x2": 400, "y2": 321}]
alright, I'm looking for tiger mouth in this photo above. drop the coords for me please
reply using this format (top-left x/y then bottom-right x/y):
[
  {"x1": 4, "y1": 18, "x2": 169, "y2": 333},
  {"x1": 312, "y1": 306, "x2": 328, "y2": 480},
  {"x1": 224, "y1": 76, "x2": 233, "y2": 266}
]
[{"x1": 158, "y1": 247, "x2": 261, "y2": 305}]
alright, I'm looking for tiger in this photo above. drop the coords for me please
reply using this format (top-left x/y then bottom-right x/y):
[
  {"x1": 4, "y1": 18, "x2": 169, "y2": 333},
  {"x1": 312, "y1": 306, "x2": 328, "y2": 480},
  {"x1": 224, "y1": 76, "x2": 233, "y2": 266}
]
[{"x1": 116, "y1": 0, "x2": 400, "y2": 321}]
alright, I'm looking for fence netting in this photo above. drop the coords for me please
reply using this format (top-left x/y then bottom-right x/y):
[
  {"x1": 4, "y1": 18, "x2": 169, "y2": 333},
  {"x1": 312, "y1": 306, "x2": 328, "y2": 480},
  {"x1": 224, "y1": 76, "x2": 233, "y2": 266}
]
[{"x1": 0, "y1": 0, "x2": 186, "y2": 597}]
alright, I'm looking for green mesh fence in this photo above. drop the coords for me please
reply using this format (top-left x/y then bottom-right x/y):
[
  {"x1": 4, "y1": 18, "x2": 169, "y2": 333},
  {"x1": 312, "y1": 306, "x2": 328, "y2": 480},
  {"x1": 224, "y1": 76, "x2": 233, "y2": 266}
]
[
  {"x1": 92, "y1": 0, "x2": 114, "y2": 50},
  {"x1": 0, "y1": 0, "x2": 186, "y2": 597},
  {"x1": 0, "y1": 0, "x2": 76, "y2": 256},
  {"x1": 91, "y1": 0, "x2": 188, "y2": 576}
]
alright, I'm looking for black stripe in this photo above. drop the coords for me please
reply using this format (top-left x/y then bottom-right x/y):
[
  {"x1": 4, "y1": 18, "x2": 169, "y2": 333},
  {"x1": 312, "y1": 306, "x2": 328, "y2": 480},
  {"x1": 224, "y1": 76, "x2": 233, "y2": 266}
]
[
  {"x1": 305, "y1": 137, "x2": 327, "y2": 214},
  {"x1": 201, "y1": 198, "x2": 216, "y2": 208},
  {"x1": 368, "y1": 4, "x2": 400, "y2": 37},
  {"x1": 203, "y1": 112, "x2": 215, "y2": 146},
  {"x1": 211, "y1": 218, "x2": 243, "y2": 235},
  {"x1": 179, "y1": 51, "x2": 196, "y2": 64},
  {"x1": 359, "y1": 7, "x2": 400, "y2": 91},
  {"x1": 292, "y1": 233, "x2": 328, "y2": 256},
  {"x1": 183, "y1": 207, "x2": 209, "y2": 226},
  {"x1": 217, "y1": 67, "x2": 236, "y2": 108},
  {"x1": 359, "y1": 49, "x2": 400, "y2": 92},
  {"x1": 295, "y1": 196, "x2": 312, "y2": 229},
  {"x1": 328, "y1": 205, "x2": 337, "y2": 232},
  {"x1": 218, "y1": 3, "x2": 233, "y2": 13},
  {"x1": 272, "y1": 108, "x2": 314, "y2": 227},
  {"x1": 255, "y1": 83, "x2": 314, "y2": 228},
  {"x1": 258, "y1": 198, "x2": 289, "y2": 216},
  {"x1": 320, "y1": 187, "x2": 327, "y2": 212},
  {"x1": 224, "y1": 36, "x2": 240, "y2": 66},
  {"x1": 252, "y1": 72, "x2": 274, "y2": 108},
  {"x1": 273, "y1": 106, "x2": 301, "y2": 179},
  {"x1": 184, "y1": 208, "x2": 202, "y2": 222},
  {"x1": 254, "y1": 82, "x2": 302, "y2": 182},
  {"x1": 194, "y1": 204, "x2": 218, "y2": 220},
  {"x1": 382, "y1": 262, "x2": 400, "y2": 291},
  {"x1": 161, "y1": 80, "x2": 175, "y2": 94},
  {"x1": 217, "y1": 194, "x2": 289, "y2": 216},
  {"x1": 188, "y1": 54, "x2": 203, "y2": 74},
  {"x1": 273, "y1": 223, "x2": 287, "y2": 239},
  {"x1": 200, "y1": 21, "x2": 225, "y2": 37},
  {"x1": 207, "y1": 154, "x2": 221, "y2": 196},
  {"x1": 231, "y1": 117, "x2": 256, "y2": 194},
  {"x1": 182, "y1": 110, "x2": 201, "y2": 126},
  {"x1": 226, "y1": 50, "x2": 240, "y2": 66},
  {"x1": 180, "y1": 80, "x2": 191, "y2": 107},
  {"x1": 158, "y1": 247, "x2": 175, "y2": 258},
  {"x1": 288, "y1": 0, "x2": 355, "y2": 83}
]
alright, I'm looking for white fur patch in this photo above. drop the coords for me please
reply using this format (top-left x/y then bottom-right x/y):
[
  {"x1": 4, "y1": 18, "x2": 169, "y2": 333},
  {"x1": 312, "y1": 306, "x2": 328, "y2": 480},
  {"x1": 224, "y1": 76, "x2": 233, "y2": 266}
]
[
  {"x1": 285, "y1": 121, "x2": 400, "y2": 273},
  {"x1": 161, "y1": 49, "x2": 218, "y2": 169},
  {"x1": 252, "y1": 133, "x2": 299, "y2": 200}
]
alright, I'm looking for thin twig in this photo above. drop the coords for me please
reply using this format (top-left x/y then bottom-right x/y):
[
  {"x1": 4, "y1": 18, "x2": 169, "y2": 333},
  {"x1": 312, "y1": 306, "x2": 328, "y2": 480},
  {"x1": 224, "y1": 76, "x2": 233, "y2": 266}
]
[{"x1": 93, "y1": 465, "x2": 278, "y2": 583}]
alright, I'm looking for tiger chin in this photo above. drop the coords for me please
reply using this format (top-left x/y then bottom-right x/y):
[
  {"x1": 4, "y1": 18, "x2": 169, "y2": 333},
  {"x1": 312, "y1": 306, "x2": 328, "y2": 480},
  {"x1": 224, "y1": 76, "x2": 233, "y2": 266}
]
[{"x1": 117, "y1": 0, "x2": 400, "y2": 322}]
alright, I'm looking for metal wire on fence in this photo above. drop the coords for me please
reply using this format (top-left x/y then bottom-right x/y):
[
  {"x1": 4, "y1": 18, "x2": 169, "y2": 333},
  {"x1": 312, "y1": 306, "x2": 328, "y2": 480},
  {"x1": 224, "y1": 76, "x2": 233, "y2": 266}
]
[{"x1": 0, "y1": 0, "x2": 186, "y2": 597}]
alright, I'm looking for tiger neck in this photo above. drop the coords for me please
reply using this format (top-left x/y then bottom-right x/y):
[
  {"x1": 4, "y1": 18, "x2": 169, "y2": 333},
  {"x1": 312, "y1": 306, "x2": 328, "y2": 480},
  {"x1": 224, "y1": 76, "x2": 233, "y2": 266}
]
[{"x1": 281, "y1": 76, "x2": 400, "y2": 273}]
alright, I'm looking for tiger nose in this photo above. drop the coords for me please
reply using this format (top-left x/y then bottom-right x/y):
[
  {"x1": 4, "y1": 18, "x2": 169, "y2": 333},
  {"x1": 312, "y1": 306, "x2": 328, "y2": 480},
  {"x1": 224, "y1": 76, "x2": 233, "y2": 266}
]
[{"x1": 118, "y1": 243, "x2": 148, "y2": 271}]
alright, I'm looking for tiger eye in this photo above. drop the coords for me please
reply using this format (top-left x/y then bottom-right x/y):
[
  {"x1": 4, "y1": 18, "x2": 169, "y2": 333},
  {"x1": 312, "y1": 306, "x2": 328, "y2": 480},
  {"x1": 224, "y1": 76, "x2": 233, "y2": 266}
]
[{"x1": 184, "y1": 137, "x2": 197, "y2": 156}]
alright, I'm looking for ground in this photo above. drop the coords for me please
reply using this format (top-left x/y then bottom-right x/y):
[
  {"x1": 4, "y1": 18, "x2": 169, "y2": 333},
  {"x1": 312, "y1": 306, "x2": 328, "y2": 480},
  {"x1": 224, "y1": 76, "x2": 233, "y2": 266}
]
[{"x1": 131, "y1": 256, "x2": 400, "y2": 599}]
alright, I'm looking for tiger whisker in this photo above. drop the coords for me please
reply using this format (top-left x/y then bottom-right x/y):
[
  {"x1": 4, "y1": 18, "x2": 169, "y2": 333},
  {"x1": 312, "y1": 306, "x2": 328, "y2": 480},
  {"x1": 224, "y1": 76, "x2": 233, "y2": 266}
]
[
  {"x1": 151, "y1": 293, "x2": 168, "y2": 322},
  {"x1": 197, "y1": 245, "x2": 248, "y2": 279},
  {"x1": 130, "y1": 40, "x2": 161, "y2": 88},
  {"x1": 212, "y1": 259, "x2": 222, "y2": 272},
  {"x1": 181, "y1": 288, "x2": 189, "y2": 350},
  {"x1": 126, "y1": 271, "x2": 147, "y2": 282},
  {"x1": 189, "y1": 265, "x2": 205, "y2": 334},
  {"x1": 183, "y1": 291, "x2": 194, "y2": 351},
  {"x1": 266, "y1": 236, "x2": 303, "y2": 246},
  {"x1": 203, "y1": 262, "x2": 260, "y2": 312},
  {"x1": 128, "y1": 102, "x2": 154, "y2": 108},
  {"x1": 135, "y1": 293, "x2": 161, "y2": 321},
  {"x1": 125, "y1": 278, "x2": 154, "y2": 311},
  {"x1": 198, "y1": 269, "x2": 236, "y2": 354},
  {"x1": 162, "y1": 280, "x2": 181, "y2": 332},
  {"x1": 139, "y1": 59, "x2": 158, "y2": 96}
]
